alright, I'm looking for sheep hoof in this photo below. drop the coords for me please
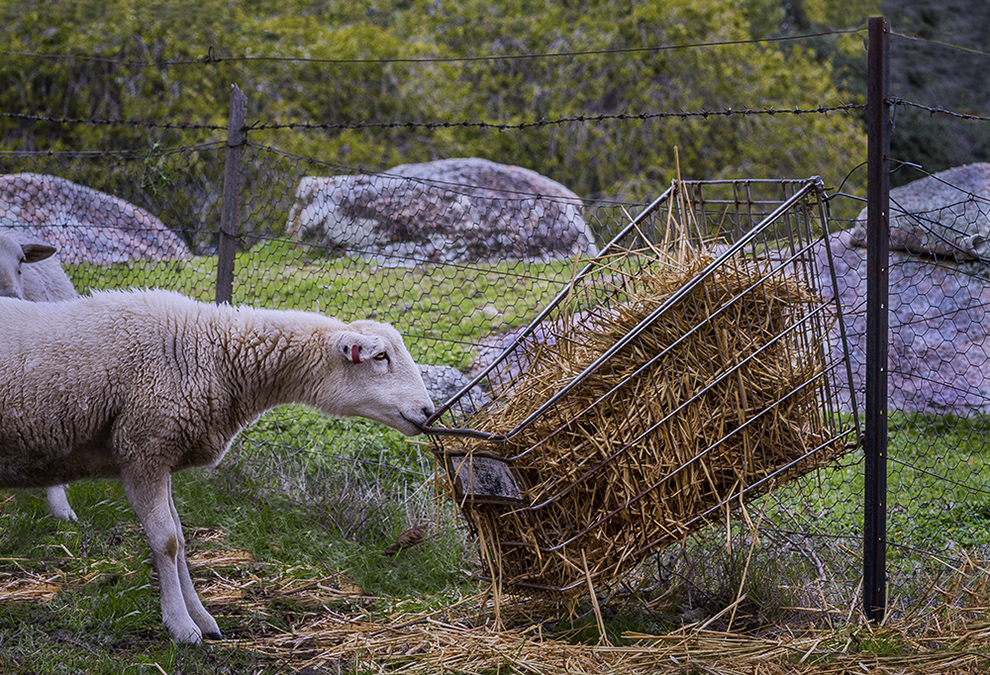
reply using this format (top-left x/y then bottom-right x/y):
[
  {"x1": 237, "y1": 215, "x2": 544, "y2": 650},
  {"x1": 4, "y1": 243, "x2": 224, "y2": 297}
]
[
  {"x1": 174, "y1": 633, "x2": 202, "y2": 645},
  {"x1": 203, "y1": 631, "x2": 223, "y2": 641}
]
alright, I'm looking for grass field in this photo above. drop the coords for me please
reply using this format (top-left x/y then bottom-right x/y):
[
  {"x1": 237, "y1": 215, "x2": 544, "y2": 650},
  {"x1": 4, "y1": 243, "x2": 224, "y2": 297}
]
[
  {"x1": 1, "y1": 407, "x2": 476, "y2": 673},
  {"x1": 3, "y1": 245, "x2": 990, "y2": 673}
]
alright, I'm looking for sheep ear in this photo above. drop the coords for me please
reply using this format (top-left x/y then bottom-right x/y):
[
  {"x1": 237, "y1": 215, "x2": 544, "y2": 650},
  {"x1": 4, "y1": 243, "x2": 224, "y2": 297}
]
[
  {"x1": 335, "y1": 332, "x2": 385, "y2": 365},
  {"x1": 21, "y1": 243, "x2": 57, "y2": 264}
]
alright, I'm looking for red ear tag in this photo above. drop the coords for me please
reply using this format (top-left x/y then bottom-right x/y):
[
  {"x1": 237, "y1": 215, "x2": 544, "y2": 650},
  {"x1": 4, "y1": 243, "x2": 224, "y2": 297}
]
[{"x1": 351, "y1": 344, "x2": 362, "y2": 364}]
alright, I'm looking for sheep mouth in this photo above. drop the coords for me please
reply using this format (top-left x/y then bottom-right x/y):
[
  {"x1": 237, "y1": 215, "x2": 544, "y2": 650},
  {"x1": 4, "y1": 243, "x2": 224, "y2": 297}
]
[{"x1": 400, "y1": 413, "x2": 430, "y2": 435}]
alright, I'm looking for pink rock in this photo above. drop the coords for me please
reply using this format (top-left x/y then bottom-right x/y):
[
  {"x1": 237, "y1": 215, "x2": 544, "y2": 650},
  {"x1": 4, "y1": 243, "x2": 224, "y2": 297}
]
[
  {"x1": 0, "y1": 173, "x2": 190, "y2": 265},
  {"x1": 288, "y1": 158, "x2": 597, "y2": 265}
]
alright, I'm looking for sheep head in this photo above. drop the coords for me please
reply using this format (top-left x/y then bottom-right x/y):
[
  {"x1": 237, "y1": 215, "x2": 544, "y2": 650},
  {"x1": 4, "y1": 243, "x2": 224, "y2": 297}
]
[
  {"x1": 316, "y1": 321, "x2": 434, "y2": 436},
  {"x1": 0, "y1": 234, "x2": 57, "y2": 299}
]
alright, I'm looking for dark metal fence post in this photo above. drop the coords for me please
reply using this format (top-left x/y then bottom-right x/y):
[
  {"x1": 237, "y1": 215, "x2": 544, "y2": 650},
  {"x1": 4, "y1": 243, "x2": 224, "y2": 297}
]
[
  {"x1": 864, "y1": 15, "x2": 890, "y2": 623},
  {"x1": 217, "y1": 83, "x2": 247, "y2": 305}
]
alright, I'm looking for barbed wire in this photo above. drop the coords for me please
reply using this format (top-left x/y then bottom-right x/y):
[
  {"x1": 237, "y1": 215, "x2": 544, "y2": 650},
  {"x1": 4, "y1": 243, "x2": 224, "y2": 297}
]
[
  {"x1": 0, "y1": 104, "x2": 868, "y2": 135},
  {"x1": 2, "y1": 99, "x2": 987, "y2": 139},
  {"x1": 0, "y1": 29, "x2": 865, "y2": 69},
  {"x1": 891, "y1": 98, "x2": 990, "y2": 123},
  {"x1": 0, "y1": 111, "x2": 226, "y2": 132},
  {"x1": 249, "y1": 104, "x2": 867, "y2": 133}
]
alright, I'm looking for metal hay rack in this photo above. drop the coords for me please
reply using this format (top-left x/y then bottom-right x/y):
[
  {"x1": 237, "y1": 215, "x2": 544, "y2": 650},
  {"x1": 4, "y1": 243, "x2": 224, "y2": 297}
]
[{"x1": 425, "y1": 178, "x2": 859, "y2": 595}]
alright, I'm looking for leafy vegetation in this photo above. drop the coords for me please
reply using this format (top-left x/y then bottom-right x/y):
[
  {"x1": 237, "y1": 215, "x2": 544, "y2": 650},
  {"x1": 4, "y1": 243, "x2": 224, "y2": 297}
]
[
  {"x1": 883, "y1": 0, "x2": 990, "y2": 186},
  {"x1": 0, "y1": 0, "x2": 875, "y2": 212}
]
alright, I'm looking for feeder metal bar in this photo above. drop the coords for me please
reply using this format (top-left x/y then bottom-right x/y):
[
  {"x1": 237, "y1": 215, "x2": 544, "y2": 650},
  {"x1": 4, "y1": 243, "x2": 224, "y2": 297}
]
[{"x1": 426, "y1": 178, "x2": 825, "y2": 442}]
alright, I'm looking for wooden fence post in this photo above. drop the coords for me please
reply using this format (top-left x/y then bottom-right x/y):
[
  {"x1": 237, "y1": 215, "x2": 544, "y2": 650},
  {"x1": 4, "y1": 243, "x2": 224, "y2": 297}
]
[{"x1": 216, "y1": 83, "x2": 247, "y2": 305}]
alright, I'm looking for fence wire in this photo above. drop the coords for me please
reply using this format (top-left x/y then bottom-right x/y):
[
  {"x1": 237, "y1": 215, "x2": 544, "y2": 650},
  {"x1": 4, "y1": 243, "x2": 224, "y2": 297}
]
[
  {"x1": 868, "y1": 26, "x2": 990, "y2": 610},
  {"x1": 1, "y1": 26, "x2": 989, "y2": 623}
]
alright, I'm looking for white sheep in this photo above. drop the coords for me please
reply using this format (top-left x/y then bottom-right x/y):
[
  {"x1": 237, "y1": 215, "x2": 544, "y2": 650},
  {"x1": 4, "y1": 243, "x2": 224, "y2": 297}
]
[
  {"x1": 0, "y1": 288, "x2": 435, "y2": 643},
  {"x1": 0, "y1": 231, "x2": 78, "y2": 520}
]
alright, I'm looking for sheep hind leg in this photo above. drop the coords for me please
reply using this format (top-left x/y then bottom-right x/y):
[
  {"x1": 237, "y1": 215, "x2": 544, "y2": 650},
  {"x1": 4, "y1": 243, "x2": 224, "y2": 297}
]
[
  {"x1": 167, "y1": 489, "x2": 221, "y2": 639},
  {"x1": 46, "y1": 484, "x2": 77, "y2": 521},
  {"x1": 123, "y1": 471, "x2": 204, "y2": 644}
]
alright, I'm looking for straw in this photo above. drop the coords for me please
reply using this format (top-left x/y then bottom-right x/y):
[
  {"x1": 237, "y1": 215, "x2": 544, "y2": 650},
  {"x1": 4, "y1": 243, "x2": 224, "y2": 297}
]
[{"x1": 438, "y1": 202, "x2": 850, "y2": 595}]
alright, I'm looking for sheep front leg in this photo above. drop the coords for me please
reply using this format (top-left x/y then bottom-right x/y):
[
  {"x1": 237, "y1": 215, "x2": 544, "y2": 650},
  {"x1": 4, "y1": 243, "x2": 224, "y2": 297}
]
[
  {"x1": 123, "y1": 471, "x2": 208, "y2": 644},
  {"x1": 167, "y1": 488, "x2": 221, "y2": 639},
  {"x1": 46, "y1": 484, "x2": 77, "y2": 521}
]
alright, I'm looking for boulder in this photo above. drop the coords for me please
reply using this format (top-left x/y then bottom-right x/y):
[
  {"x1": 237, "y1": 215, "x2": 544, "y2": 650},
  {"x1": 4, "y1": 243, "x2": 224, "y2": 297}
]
[
  {"x1": 823, "y1": 229, "x2": 990, "y2": 415},
  {"x1": 288, "y1": 158, "x2": 597, "y2": 266},
  {"x1": 419, "y1": 364, "x2": 488, "y2": 418},
  {"x1": 850, "y1": 163, "x2": 990, "y2": 261},
  {"x1": 0, "y1": 172, "x2": 190, "y2": 265}
]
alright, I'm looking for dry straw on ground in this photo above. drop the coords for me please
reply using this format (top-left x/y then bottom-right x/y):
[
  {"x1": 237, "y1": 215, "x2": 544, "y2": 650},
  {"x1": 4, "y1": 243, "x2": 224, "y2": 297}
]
[
  {"x1": 241, "y1": 572, "x2": 990, "y2": 675},
  {"x1": 233, "y1": 543, "x2": 990, "y2": 674},
  {"x1": 6, "y1": 543, "x2": 990, "y2": 674},
  {"x1": 439, "y1": 197, "x2": 851, "y2": 595}
]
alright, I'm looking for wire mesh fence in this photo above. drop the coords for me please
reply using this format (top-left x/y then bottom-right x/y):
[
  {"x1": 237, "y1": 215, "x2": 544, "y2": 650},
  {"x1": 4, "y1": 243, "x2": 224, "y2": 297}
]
[
  {"x1": 878, "y1": 161, "x2": 990, "y2": 594},
  {"x1": 1, "y1": 23, "x2": 989, "y2": 628}
]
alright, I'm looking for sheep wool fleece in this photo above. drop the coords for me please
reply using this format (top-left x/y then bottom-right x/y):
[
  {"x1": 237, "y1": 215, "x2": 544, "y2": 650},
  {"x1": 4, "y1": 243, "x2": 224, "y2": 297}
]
[{"x1": 0, "y1": 288, "x2": 434, "y2": 643}]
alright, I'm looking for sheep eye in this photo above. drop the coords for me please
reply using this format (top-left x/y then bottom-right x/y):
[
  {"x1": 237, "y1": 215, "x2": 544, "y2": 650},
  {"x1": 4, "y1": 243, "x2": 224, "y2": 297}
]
[{"x1": 373, "y1": 352, "x2": 389, "y2": 362}]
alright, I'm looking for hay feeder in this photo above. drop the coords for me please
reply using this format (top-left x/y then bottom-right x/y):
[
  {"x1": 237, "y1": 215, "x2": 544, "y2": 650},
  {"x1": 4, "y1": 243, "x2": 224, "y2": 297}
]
[{"x1": 426, "y1": 178, "x2": 859, "y2": 596}]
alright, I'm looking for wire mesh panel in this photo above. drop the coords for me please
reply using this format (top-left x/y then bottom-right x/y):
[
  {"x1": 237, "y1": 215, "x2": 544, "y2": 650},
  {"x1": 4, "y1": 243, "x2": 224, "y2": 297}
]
[
  {"x1": 428, "y1": 178, "x2": 859, "y2": 594},
  {"x1": 876, "y1": 167, "x2": 990, "y2": 594}
]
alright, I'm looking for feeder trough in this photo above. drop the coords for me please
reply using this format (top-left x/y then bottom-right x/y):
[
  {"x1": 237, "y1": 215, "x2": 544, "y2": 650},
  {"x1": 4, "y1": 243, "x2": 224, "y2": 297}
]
[{"x1": 425, "y1": 178, "x2": 859, "y2": 595}]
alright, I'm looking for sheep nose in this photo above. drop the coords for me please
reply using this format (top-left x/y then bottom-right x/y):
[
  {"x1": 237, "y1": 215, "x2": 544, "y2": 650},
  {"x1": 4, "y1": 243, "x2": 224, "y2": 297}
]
[{"x1": 422, "y1": 404, "x2": 435, "y2": 419}]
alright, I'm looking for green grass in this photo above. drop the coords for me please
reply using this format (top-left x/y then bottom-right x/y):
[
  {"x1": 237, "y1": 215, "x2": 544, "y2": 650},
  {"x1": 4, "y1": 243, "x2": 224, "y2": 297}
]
[
  {"x1": 0, "y1": 480, "x2": 255, "y2": 673},
  {"x1": 1, "y1": 443, "x2": 475, "y2": 673},
  {"x1": 886, "y1": 414, "x2": 990, "y2": 550},
  {"x1": 762, "y1": 413, "x2": 990, "y2": 542},
  {"x1": 6, "y1": 245, "x2": 990, "y2": 671}
]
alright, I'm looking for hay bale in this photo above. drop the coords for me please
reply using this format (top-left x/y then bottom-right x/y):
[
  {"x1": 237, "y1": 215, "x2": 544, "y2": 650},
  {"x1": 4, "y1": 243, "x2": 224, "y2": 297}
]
[{"x1": 441, "y1": 240, "x2": 849, "y2": 594}]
